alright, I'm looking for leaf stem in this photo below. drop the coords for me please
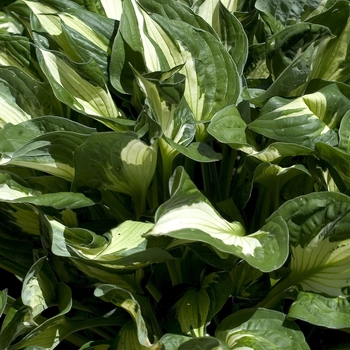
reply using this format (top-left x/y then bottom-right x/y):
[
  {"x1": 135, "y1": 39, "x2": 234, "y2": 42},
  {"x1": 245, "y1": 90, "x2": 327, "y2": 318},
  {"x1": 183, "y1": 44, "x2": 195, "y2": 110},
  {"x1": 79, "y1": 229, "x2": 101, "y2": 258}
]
[{"x1": 166, "y1": 259, "x2": 183, "y2": 286}]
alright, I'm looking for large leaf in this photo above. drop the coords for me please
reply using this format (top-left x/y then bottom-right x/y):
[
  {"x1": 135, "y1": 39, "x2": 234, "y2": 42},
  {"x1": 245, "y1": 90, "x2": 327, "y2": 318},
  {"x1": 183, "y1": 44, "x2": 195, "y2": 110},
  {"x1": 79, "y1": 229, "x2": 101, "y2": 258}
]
[
  {"x1": 207, "y1": 104, "x2": 255, "y2": 153},
  {"x1": 242, "y1": 26, "x2": 332, "y2": 106},
  {"x1": 192, "y1": 0, "x2": 248, "y2": 75},
  {"x1": 146, "y1": 167, "x2": 289, "y2": 272},
  {"x1": 308, "y1": 1, "x2": 350, "y2": 84},
  {"x1": 36, "y1": 48, "x2": 120, "y2": 119},
  {"x1": 216, "y1": 308, "x2": 310, "y2": 350},
  {"x1": 0, "y1": 67, "x2": 63, "y2": 122},
  {"x1": 47, "y1": 218, "x2": 172, "y2": 277},
  {"x1": 110, "y1": 0, "x2": 241, "y2": 140},
  {"x1": 0, "y1": 79, "x2": 31, "y2": 127},
  {"x1": 265, "y1": 192, "x2": 350, "y2": 303},
  {"x1": 0, "y1": 118, "x2": 93, "y2": 181},
  {"x1": 248, "y1": 84, "x2": 349, "y2": 148},
  {"x1": 0, "y1": 172, "x2": 94, "y2": 209},
  {"x1": 288, "y1": 292, "x2": 350, "y2": 329},
  {"x1": 73, "y1": 131, "x2": 157, "y2": 218}
]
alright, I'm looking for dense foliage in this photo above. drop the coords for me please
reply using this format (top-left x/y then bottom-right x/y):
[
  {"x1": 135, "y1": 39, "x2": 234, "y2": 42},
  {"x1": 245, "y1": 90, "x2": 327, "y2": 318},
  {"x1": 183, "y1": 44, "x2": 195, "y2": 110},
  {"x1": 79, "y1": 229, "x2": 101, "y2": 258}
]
[{"x1": 1, "y1": 0, "x2": 350, "y2": 348}]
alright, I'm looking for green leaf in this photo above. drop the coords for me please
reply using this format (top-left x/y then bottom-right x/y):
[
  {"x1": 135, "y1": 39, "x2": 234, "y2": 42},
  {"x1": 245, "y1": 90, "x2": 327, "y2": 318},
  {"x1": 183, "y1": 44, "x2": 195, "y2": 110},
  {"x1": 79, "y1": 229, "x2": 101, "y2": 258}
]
[
  {"x1": 158, "y1": 334, "x2": 191, "y2": 350},
  {"x1": 178, "y1": 336, "x2": 231, "y2": 350},
  {"x1": 249, "y1": 84, "x2": 347, "y2": 148},
  {"x1": 111, "y1": 0, "x2": 241, "y2": 140},
  {"x1": 73, "y1": 132, "x2": 157, "y2": 218},
  {"x1": 165, "y1": 138, "x2": 223, "y2": 163},
  {"x1": 243, "y1": 29, "x2": 332, "y2": 106},
  {"x1": 94, "y1": 285, "x2": 160, "y2": 348},
  {"x1": 248, "y1": 142, "x2": 313, "y2": 163},
  {"x1": 288, "y1": 292, "x2": 350, "y2": 329},
  {"x1": 216, "y1": 308, "x2": 310, "y2": 350},
  {"x1": 267, "y1": 192, "x2": 350, "y2": 299},
  {"x1": 255, "y1": 0, "x2": 323, "y2": 26},
  {"x1": 175, "y1": 272, "x2": 232, "y2": 337},
  {"x1": 315, "y1": 142, "x2": 350, "y2": 190},
  {"x1": 0, "y1": 117, "x2": 94, "y2": 179},
  {"x1": 265, "y1": 23, "x2": 332, "y2": 80},
  {"x1": 36, "y1": 47, "x2": 120, "y2": 119},
  {"x1": 0, "y1": 67, "x2": 63, "y2": 120},
  {"x1": 338, "y1": 110, "x2": 350, "y2": 152},
  {"x1": 308, "y1": 1, "x2": 350, "y2": 84},
  {"x1": 0, "y1": 289, "x2": 7, "y2": 318},
  {"x1": 0, "y1": 172, "x2": 94, "y2": 209},
  {"x1": 21, "y1": 256, "x2": 58, "y2": 323},
  {"x1": 208, "y1": 104, "x2": 254, "y2": 153},
  {"x1": 146, "y1": 167, "x2": 289, "y2": 272},
  {"x1": 193, "y1": 0, "x2": 248, "y2": 75},
  {"x1": 0, "y1": 79, "x2": 31, "y2": 127},
  {"x1": 0, "y1": 34, "x2": 38, "y2": 79},
  {"x1": 116, "y1": 320, "x2": 160, "y2": 350}
]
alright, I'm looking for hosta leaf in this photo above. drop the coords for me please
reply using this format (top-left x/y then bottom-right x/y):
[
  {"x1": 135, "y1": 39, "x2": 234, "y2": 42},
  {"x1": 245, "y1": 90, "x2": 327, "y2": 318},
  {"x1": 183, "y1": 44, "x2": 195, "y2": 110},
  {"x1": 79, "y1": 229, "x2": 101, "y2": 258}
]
[
  {"x1": 116, "y1": 321, "x2": 160, "y2": 350},
  {"x1": 248, "y1": 142, "x2": 313, "y2": 163},
  {"x1": 0, "y1": 172, "x2": 94, "y2": 209},
  {"x1": 94, "y1": 285, "x2": 160, "y2": 348},
  {"x1": 0, "y1": 115, "x2": 95, "y2": 152},
  {"x1": 308, "y1": 1, "x2": 350, "y2": 84},
  {"x1": 100, "y1": 0, "x2": 123, "y2": 20},
  {"x1": 178, "y1": 337, "x2": 231, "y2": 350},
  {"x1": 265, "y1": 23, "x2": 331, "y2": 80},
  {"x1": 255, "y1": 0, "x2": 323, "y2": 26},
  {"x1": 50, "y1": 219, "x2": 152, "y2": 261},
  {"x1": 8, "y1": 283, "x2": 73, "y2": 350},
  {"x1": 243, "y1": 29, "x2": 332, "y2": 106},
  {"x1": 0, "y1": 67, "x2": 63, "y2": 120},
  {"x1": 48, "y1": 218, "x2": 171, "y2": 274},
  {"x1": 165, "y1": 138, "x2": 222, "y2": 163},
  {"x1": 1, "y1": 131, "x2": 90, "y2": 181},
  {"x1": 315, "y1": 142, "x2": 350, "y2": 190},
  {"x1": 175, "y1": 287, "x2": 210, "y2": 337},
  {"x1": 249, "y1": 84, "x2": 347, "y2": 148},
  {"x1": 268, "y1": 192, "x2": 350, "y2": 298},
  {"x1": 192, "y1": 0, "x2": 248, "y2": 75},
  {"x1": 111, "y1": 0, "x2": 241, "y2": 139},
  {"x1": 158, "y1": 334, "x2": 191, "y2": 350},
  {"x1": 146, "y1": 167, "x2": 289, "y2": 272},
  {"x1": 36, "y1": 48, "x2": 120, "y2": 119},
  {"x1": 73, "y1": 132, "x2": 157, "y2": 217},
  {"x1": 216, "y1": 308, "x2": 309, "y2": 350},
  {"x1": 338, "y1": 110, "x2": 350, "y2": 152},
  {"x1": 21, "y1": 256, "x2": 58, "y2": 323},
  {"x1": 175, "y1": 272, "x2": 232, "y2": 337},
  {"x1": 0, "y1": 34, "x2": 38, "y2": 79},
  {"x1": 0, "y1": 297, "x2": 32, "y2": 349},
  {"x1": 131, "y1": 64, "x2": 196, "y2": 146},
  {"x1": 207, "y1": 104, "x2": 255, "y2": 153},
  {"x1": 26, "y1": 0, "x2": 114, "y2": 79},
  {"x1": 0, "y1": 80, "x2": 31, "y2": 127},
  {"x1": 0, "y1": 289, "x2": 7, "y2": 318},
  {"x1": 288, "y1": 292, "x2": 350, "y2": 329}
]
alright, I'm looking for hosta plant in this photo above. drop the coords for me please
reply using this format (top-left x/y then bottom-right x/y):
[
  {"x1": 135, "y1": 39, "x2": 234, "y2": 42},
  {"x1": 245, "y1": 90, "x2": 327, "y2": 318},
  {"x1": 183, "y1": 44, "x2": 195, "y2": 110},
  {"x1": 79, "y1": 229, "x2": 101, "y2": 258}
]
[{"x1": 1, "y1": 0, "x2": 350, "y2": 349}]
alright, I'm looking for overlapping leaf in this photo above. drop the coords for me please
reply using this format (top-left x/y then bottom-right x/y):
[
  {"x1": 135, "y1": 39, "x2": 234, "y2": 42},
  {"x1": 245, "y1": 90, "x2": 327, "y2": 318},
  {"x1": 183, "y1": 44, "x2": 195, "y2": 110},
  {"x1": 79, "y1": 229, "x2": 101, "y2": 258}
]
[{"x1": 146, "y1": 167, "x2": 289, "y2": 272}]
